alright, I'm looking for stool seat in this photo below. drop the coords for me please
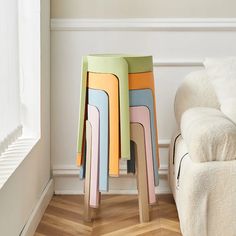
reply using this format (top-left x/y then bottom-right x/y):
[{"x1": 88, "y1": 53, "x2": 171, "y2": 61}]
[{"x1": 87, "y1": 54, "x2": 153, "y2": 73}]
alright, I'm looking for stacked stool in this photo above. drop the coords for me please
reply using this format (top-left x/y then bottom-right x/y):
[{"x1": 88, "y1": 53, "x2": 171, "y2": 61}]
[{"x1": 77, "y1": 54, "x2": 159, "y2": 223}]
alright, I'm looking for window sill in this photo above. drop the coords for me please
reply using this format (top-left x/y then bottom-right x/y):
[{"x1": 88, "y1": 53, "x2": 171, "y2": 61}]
[{"x1": 0, "y1": 137, "x2": 40, "y2": 190}]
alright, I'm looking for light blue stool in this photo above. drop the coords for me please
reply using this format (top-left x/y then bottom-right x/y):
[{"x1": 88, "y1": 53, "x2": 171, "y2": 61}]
[
  {"x1": 129, "y1": 89, "x2": 159, "y2": 186},
  {"x1": 80, "y1": 88, "x2": 109, "y2": 192}
]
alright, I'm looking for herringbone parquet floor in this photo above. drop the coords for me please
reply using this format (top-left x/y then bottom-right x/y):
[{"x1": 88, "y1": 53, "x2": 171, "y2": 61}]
[{"x1": 35, "y1": 194, "x2": 181, "y2": 236}]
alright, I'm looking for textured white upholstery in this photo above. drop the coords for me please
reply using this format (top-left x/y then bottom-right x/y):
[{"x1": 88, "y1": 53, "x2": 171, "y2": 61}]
[
  {"x1": 174, "y1": 70, "x2": 219, "y2": 126},
  {"x1": 204, "y1": 57, "x2": 236, "y2": 124},
  {"x1": 169, "y1": 69, "x2": 236, "y2": 236},
  {"x1": 169, "y1": 134, "x2": 236, "y2": 236},
  {"x1": 181, "y1": 107, "x2": 236, "y2": 162}
]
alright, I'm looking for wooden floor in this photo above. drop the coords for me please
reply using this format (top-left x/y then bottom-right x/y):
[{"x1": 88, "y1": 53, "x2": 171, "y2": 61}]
[{"x1": 35, "y1": 194, "x2": 181, "y2": 236}]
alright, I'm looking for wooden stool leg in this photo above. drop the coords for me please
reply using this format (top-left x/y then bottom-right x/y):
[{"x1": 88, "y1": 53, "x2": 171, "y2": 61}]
[
  {"x1": 131, "y1": 123, "x2": 150, "y2": 223},
  {"x1": 84, "y1": 121, "x2": 92, "y2": 222}
]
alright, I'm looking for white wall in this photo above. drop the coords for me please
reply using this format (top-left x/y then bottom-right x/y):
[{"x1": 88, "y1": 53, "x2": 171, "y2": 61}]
[
  {"x1": 51, "y1": 0, "x2": 236, "y2": 18},
  {"x1": 51, "y1": 18, "x2": 236, "y2": 194},
  {"x1": 0, "y1": 1, "x2": 51, "y2": 235},
  {"x1": 50, "y1": 1, "x2": 236, "y2": 195}
]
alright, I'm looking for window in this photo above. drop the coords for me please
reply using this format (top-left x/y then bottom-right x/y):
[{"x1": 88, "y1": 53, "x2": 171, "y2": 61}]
[
  {"x1": 18, "y1": 0, "x2": 40, "y2": 138},
  {"x1": 0, "y1": 0, "x2": 22, "y2": 154},
  {"x1": 0, "y1": 0, "x2": 40, "y2": 187}
]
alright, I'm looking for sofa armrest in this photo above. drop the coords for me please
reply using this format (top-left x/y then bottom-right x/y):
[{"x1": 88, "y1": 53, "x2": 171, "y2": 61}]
[{"x1": 181, "y1": 107, "x2": 236, "y2": 162}]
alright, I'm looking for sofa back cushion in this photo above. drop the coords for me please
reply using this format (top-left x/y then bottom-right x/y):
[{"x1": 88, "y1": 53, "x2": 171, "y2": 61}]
[
  {"x1": 174, "y1": 70, "x2": 219, "y2": 126},
  {"x1": 204, "y1": 57, "x2": 236, "y2": 124}
]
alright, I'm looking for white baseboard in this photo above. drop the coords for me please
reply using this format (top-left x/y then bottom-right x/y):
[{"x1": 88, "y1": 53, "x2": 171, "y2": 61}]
[
  {"x1": 54, "y1": 187, "x2": 171, "y2": 195},
  {"x1": 53, "y1": 172, "x2": 171, "y2": 195},
  {"x1": 21, "y1": 179, "x2": 54, "y2": 236},
  {"x1": 52, "y1": 164, "x2": 168, "y2": 176}
]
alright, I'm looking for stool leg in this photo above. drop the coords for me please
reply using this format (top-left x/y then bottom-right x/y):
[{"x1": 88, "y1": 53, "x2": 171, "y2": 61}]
[
  {"x1": 130, "y1": 107, "x2": 156, "y2": 205},
  {"x1": 77, "y1": 57, "x2": 88, "y2": 166},
  {"x1": 129, "y1": 89, "x2": 159, "y2": 186},
  {"x1": 88, "y1": 73, "x2": 119, "y2": 177},
  {"x1": 87, "y1": 89, "x2": 109, "y2": 192},
  {"x1": 99, "y1": 192, "x2": 102, "y2": 204},
  {"x1": 84, "y1": 121, "x2": 92, "y2": 222},
  {"x1": 88, "y1": 105, "x2": 100, "y2": 208},
  {"x1": 131, "y1": 123, "x2": 150, "y2": 223}
]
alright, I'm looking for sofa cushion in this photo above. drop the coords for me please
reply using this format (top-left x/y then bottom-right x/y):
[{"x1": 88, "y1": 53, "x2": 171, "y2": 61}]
[
  {"x1": 181, "y1": 107, "x2": 236, "y2": 162},
  {"x1": 204, "y1": 57, "x2": 236, "y2": 124},
  {"x1": 174, "y1": 70, "x2": 219, "y2": 126}
]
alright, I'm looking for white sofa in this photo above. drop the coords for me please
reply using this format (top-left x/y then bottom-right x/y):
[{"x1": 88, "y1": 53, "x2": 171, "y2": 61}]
[{"x1": 169, "y1": 70, "x2": 236, "y2": 236}]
